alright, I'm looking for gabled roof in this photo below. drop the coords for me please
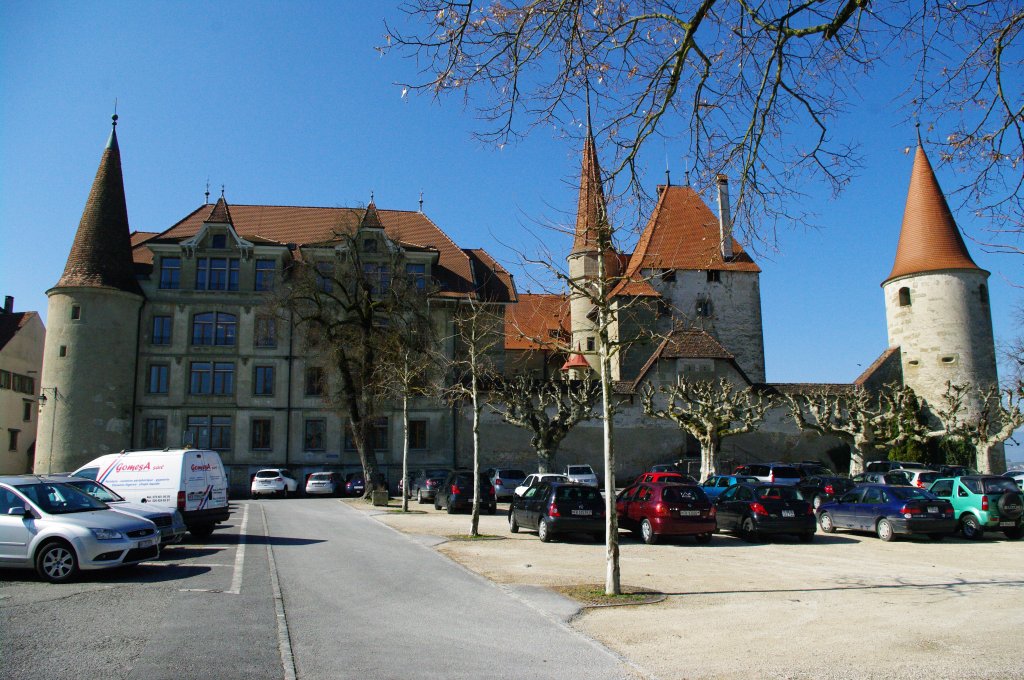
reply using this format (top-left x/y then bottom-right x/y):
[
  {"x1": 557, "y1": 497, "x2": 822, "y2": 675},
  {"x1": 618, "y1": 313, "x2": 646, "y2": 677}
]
[
  {"x1": 621, "y1": 185, "x2": 760, "y2": 277},
  {"x1": 884, "y1": 144, "x2": 982, "y2": 283},
  {"x1": 505, "y1": 293, "x2": 570, "y2": 351},
  {"x1": 0, "y1": 311, "x2": 39, "y2": 352},
  {"x1": 631, "y1": 327, "x2": 743, "y2": 388},
  {"x1": 141, "y1": 203, "x2": 515, "y2": 302},
  {"x1": 55, "y1": 119, "x2": 142, "y2": 295}
]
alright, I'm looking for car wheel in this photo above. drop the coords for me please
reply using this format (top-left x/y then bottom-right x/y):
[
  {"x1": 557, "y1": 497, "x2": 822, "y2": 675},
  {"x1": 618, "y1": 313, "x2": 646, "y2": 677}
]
[
  {"x1": 819, "y1": 512, "x2": 835, "y2": 534},
  {"x1": 641, "y1": 519, "x2": 658, "y2": 545},
  {"x1": 928, "y1": 533, "x2": 946, "y2": 541},
  {"x1": 416, "y1": 490, "x2": 424, "y2": 504},
  {"x1": 961, "y1": 514, "x2": 984, "y2": 540},
  {"x1": 812, "y1": 495, "x2": 823, "y2": 510},
  {"x1": 35, "y1": 540, "x2": 78, "y2": 584},
  {"x1": 740, "y1": 516, "x2": 759, "y2": 542},
  {"x1": 876, "y1": 518, "x2": 895, "y2": 542},
  {"x1": 509, "y1": 512, "x2": 520, "y2": 533},
  {"x1": 189, "y1": 524, "x2": 215, "y2": 540},
  {"x1": 695, "y1": 532, "x2": 712, "y2": 544},
  {"x1": 798, "y1": 532, "x2": 814, "y2": 543},
  {"x1": 538, "y1": 519, "x2": 552, "y2": 542},
  {"x1": 1003, "y1": 526, "x2": 1023, "y2": 540},
  {"x1": 434, "y1": 496, "x2": 441, "y2": 511},
  {"x1": 446, "y1": 499, "x2": 456, "y2": 514}
]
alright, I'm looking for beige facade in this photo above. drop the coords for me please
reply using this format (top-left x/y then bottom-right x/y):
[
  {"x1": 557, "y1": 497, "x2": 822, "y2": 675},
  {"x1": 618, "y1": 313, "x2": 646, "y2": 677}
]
[{"x1": 0, "y1": 300, "x2": 44, "y2": 474}]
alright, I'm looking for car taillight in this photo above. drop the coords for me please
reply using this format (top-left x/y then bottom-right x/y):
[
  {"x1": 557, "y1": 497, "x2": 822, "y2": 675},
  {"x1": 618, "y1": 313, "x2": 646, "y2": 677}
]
[
  {"x1": 177, "y1": 491, "x2": 186, "y2": 510},
  {"x1": 750, "y1": 502, "x2": 768, "y2": 516},
  {"x1": 653, "y1": 502, "x2": 670, "y2": 517},
  {"x1": 709, "y1": 505, "x2": 717, "y2": 518},
  {"x1": 824, "y1": 484, "x2": 834, "y2": 495},
  {"x1": 451, "y1": 485, "x2": 460, "y2": 495},
  {"x1": 426, "y1": 479, "x2": 436, "y2": 488},
  {"x1": 915, "y1": 480, "x2": 925, "y2": 488},
  {"x1": 900, "y1": 504, "x2": 923, "y2": 516},
  {"x1": 494, "y1": 479, "x2": 503, "y2": 486},
  {"x1": 768, "y1": 472, "x2": 775, "y2": 483},
  {"x1": 489, "y1": 485, "x2": 495, "y2": 496},
  {"x1": 805, "y1": 504, "x2": 815, "y2": 515},
  {"x1": 548, "y1": 502, "x2": 561, "y2": 517}
]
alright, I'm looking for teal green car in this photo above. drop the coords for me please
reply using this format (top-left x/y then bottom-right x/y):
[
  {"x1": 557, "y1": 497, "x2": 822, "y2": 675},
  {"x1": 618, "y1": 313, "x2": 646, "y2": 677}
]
[{"x1": 928, "y1": 476, "x2": 1023, "y2": 540}]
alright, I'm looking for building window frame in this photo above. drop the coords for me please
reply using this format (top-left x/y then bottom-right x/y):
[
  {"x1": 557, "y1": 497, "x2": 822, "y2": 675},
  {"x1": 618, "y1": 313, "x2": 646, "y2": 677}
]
[
  {"x1": 254, "y1": 315, "x2": 277, "y2": 348},
  {"x1": 151, "y1": 315, "x2": 172, "y2": 345},
  {"x1": 255, "y1": 259, "x2": 276, "y2": 292},
  {"x1": 408, "y1": 419, "x2": 428, "y2": 450},
  {"x1": 195, "y1": 257, "x2": 240, "y2": 291},
  {"x1": 185, "y1": 415, "x2": 232, "y2": 451},
  {"x1": 148, "y1": 363, "x2": 170, "y2": 394},
  {"x1": 159, "y1": 256, "x2": 181, "y2": 289},
  {"x1": 304, "y1": 419, "x2": 326, "y2": 451},
  {"x1": 305, "y1": 366, "x2": 325, "y2": 396},
  {"x1": 251, "y1": 418, "x2": 272, "y2": 451},
  {"x1": 143, "y1": 418, "x2": 167, "y2": 448},
  {"x1": 192, "y1": 311, "x2": 237, "y2": 346},
  {"x1": 254, "y1": 365, "x2": 275, "y2": 396}
]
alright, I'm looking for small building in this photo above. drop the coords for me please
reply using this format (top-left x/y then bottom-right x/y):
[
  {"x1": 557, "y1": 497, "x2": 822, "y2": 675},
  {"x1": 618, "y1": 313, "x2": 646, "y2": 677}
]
[{"x1": 0, "y1": 296, "x2": 44, "y2": 474}]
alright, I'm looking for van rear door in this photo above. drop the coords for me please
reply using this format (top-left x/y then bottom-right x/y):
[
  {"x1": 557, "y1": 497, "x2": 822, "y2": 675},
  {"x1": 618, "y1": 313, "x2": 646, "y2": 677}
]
[{"x1": 183, "y1": 450, "x2": 228, "y2": 512}]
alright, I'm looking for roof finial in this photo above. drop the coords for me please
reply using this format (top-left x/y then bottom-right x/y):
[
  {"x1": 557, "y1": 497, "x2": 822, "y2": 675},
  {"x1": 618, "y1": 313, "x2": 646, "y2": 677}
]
[
  {"x1": 418, "y1": 190, "x2": 424, "y2": 213},
  {"x1": 112, "y1": 98, "x2": 118, "y2": 128},
  {"x1": 370, "y1": 190, "x2": 375, "y2": 204},
  {"x1": 220, "y1": 185, "x2": 225, "y2": 199},
  {"x1": 205, "y1": 178, "x2": 210, "y2": 204},
  {"x1": 915, "y1": 121, "x2": 922, "y2": 146}
]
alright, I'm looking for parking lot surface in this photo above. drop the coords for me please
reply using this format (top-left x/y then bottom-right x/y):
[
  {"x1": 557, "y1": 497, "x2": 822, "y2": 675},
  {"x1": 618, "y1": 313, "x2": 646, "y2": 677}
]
[{"x1": 365, "y1": 499, "x2": 1024, "y2": 680}]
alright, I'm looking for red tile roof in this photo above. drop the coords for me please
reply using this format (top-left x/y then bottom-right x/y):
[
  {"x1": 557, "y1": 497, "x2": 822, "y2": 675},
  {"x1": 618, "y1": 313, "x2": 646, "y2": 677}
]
[
  {"x1": 572, "y1": 131, "x2": 608, "y2": 255},
  {"x1": 631, "y1": 327, "x2": 740, "y2": 387},
  {"x1": 505, "y1": 293, "x2": 570, "y2": 350},
  {"x1": 885, "y1": 145, "x2": 982, "y2": 283}
]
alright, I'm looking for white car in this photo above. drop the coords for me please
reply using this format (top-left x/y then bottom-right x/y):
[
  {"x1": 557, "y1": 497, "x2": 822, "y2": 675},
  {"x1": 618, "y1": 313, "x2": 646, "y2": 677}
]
[
  {"x1": 251, "y1": 469, "x2": 299, "y2": 497},
  {"x1": 1003, "y1": 470, "x2": 1024, "y2": 490},
  {"x1": 564, "y1": 465, "x2": 599, "y2": 487},
  {"x1": 514, "y1": 473, "x2": 568, "y2": 497},
  {"x1": 893, "y1": 468, "x2": 941, "y2": 489},
  {"x1": 305, "y1": 472, "x2": 342, "y2": 496}
]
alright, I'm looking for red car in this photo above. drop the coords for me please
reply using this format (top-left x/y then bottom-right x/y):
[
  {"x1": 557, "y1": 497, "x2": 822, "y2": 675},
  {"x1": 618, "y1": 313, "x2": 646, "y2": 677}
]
[
  {"x1": 635, "y1": 471, "x2": 698, "y2": 485},
  {"x1": 616, "y1": 482, "x2": 716, "y2": 544}
]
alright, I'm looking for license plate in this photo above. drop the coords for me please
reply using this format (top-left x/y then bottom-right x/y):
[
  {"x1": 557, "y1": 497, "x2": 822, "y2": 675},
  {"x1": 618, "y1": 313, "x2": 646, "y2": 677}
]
[
  {"x1": 138, "y1": 537, "x2": 159, "y2": 549},
  {"x1": 1000, "y1": 521, "x2": 1016, "y2": 527},
  {"x1": 678, "y1": 510, "x2": 699, "y2": 516},
  {"x1": 782, "y1": 510, "x2": 795, "y2": 518},
  {"x1": 927, "y1": 506, "x2": 938, "y2": 513},
  {"x1": 571, "y1": 509, "x2": 592, "y2": 516}
]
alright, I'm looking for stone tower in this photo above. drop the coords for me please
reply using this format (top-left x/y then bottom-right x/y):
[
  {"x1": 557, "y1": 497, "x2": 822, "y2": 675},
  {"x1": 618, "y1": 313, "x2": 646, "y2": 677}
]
[
  {"x1": 36, "y1": 116, "x2": 144, "y2": 473},
  {"x1": 882, "y1": 142, "x2": 1000, "y2": 469}
]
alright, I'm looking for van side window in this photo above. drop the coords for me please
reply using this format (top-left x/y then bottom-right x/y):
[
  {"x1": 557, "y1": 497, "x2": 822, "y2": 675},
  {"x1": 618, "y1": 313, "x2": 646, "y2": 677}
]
[{"x1": 75, "y1": 467, "x2": 99, "y2": 480}]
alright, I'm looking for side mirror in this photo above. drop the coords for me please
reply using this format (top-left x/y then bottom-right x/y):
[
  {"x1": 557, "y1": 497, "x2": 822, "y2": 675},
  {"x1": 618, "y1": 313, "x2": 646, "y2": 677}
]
[{"x1": 8, "y1": 506, "x2": 32, "y2": 517}]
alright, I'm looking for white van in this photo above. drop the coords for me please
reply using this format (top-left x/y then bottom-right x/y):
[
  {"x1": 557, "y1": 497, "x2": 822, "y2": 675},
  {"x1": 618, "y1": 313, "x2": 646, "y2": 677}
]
[{"x1": 72, "y1": 449, "x2": 230, "y2": 539}]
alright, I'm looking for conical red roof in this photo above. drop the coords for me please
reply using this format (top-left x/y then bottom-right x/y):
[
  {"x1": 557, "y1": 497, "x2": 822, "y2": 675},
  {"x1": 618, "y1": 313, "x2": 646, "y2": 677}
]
[
  {"x1": 885, "y1": 145, "x2": 980, "y2": 283},
  {"x1": 571, "y1": 131, "x2": 607, "y2": 254},
  {"x1": 55, "y1": 120, "x2": 141, "y2": 295},
  {"x1": 205, "y1": 195, "x2": 233, "y2": 224},
  {"x1": 361, "y1": 200, "x2": 384, "y2": 229}
]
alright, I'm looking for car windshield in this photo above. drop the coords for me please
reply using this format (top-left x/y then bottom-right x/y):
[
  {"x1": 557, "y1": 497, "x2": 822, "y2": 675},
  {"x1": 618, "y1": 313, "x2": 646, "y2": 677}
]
[
  {"x1": 983, "y1": 478, "x2": 1020, "y2": 494},
  {"x1": 310, "y1": 473, "x2": 331, "y2": 481},
  {"x1": 756, "y1": 486, "x2": 802, "y2": 501},
  {"x1": 888, "y1": 487, "x2": 934, "y2": 500},
  {"x1": 555, "y1": 486, "x2": 601, "y2": 501},
  {"x1": 568, "y1": 466, "x2": 594, "y2": 475},
  {"x1": 256, "y1": 470, "x2": 280, "y2": 478},
  {"x1": 771, "y1": 467, "x2": 801, "y2": 478},
  {"x1": 66, "y1": 479, "x2": 124, "y2": 503},
  {"x1": 499, "y1": 470, "x2": 526, "y2": 478},
  {"x1": 662, "y1": 486, "x2": 705, "y2": 502},
  {"x1": 16, "y1": 482, "x2": 108, "y2": 514}
]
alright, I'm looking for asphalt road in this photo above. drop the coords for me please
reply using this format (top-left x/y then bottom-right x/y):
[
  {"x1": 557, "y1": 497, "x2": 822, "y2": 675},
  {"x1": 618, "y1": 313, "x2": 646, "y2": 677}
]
[{"x1": 0, "y1": 499, "x2": 634, "y2": 680}]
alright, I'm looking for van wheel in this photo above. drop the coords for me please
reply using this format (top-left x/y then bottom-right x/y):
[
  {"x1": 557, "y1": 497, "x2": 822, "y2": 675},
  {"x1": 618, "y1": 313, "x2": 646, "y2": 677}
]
[
  {"x1": 35, "y1": 540, "x2": 78, "y2": 583},
  {"x1": 189, "y1": 525, "x2": 215, "y2": 540}
]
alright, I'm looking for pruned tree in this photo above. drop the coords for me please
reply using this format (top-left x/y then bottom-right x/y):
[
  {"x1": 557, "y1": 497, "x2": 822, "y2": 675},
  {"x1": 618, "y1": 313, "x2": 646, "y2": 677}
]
[
  {"x1": 280, "y1": 213, "x2": 429, "y2": 500},
  {"x1": 488, "y1": 372, "x2": 600, "y2": 472},
  {"x1": 446, "y1": 296, "x2": 504, "y2": 536},
  {"x1": 641, "y1": 378, "x2": 774, "y2": 483},
  {"x1": 934, "y1": 381, "x2": 1024, "y2": 474},
  {"x1": 386, "y1": 2, "x2": 1024, "y2": 248},
  {"x1": 785, "y1": 383, "x2": 937, "y2": 475}
]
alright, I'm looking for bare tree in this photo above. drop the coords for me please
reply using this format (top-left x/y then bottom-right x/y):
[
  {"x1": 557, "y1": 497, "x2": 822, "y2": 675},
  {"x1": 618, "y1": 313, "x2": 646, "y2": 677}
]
[
  {"x1": 934, "y1": 381, "x2": 1024, "y2": 474},
  {"x1": 280, "y1": 217, "x2": 428, "y2": 500},
  {"x1": 386, "y1": 2, "x2": 1023, "y2": 247},
  {"x1": 446, "y1": 296, "x2": 504, "y2": 536},
  {"x1": 489, "y1": 372, "x2": 600, "y2": 472},
  {"x1": 785, "y1": 383, "x2": 935, "y2": 475},
  {"x1": 641, "y1": 378, "x2": 774, "y2": 482}
]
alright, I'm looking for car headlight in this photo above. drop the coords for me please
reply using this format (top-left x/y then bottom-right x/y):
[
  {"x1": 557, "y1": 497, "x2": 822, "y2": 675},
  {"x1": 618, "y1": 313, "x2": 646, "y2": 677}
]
[{"x1": 90, "y1": 528, "x2": 124, "y2": 541}]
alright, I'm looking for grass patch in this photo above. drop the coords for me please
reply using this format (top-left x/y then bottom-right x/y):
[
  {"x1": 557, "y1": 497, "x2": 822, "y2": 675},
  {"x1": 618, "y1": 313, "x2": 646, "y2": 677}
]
[
  {"x1": 552, "y1": 584, "x2": 664, "y2": 606},
  {"x1": 386, "y1": 509, "x2": 428, "y2": 514},
  {"x1": 445, "y1": 534, "x2": 504, "y2": 541}
]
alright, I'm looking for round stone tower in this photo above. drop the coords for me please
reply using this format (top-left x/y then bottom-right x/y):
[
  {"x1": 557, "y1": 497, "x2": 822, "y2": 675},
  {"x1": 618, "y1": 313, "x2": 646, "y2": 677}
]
[
  {"x1": 882, "y1": 141, "x2": 1000, "y2": 469},
  {"x1": 35, "y1": 116, "x2": 144, "y2": 473}
]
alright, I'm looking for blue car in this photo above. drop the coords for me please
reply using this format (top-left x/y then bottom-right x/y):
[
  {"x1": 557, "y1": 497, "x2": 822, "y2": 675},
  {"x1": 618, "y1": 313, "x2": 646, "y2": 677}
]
[
  {"x1": 700, "y1": 475, "x2": 759, "y2": 499},
  {"x1": 817, "y1": 484, "x2": 956, "y2": 541}
]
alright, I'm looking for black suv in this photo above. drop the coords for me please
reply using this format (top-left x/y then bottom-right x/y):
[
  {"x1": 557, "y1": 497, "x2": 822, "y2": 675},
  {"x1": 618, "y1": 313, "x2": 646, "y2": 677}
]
[
  {"x1": 508, "y1": 481, "x2": 605, "y2": 542},
  {"x1": 434, "y1": 470, "x2": 496, "y2": 514}
]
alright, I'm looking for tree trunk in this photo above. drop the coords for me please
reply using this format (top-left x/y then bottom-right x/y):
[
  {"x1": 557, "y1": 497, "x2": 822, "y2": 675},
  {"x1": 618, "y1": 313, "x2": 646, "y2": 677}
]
[
  {"x1": 537, "y1": 448, "x2": 555, "y2": 474},
  {"x1": 699, "y1": 432, "x2": 719, "y2": 483},
  {"x1": 351, "y1": 419, "x2": 379, "y2": 500},
  {"x1": 976, "y1": 441, "x2": 998, "y2": 474},
  {"x1": 850, "y1": 437, "x2": 868, "y2": 476},
  {"x1": 470, "y1": 372, "x2": 481, "y2": 537},
  {"x1": 401, "y1": 391, "x2": 410, "y2": 512},
  {"x1": 598, "y1": 320, "x2": 619, "y2": 596}
]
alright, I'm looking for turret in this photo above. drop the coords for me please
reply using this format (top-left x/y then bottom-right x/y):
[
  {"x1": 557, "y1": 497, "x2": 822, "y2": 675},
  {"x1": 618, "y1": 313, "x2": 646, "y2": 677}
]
[
  {"x1": 882, "y1": 141, "x2": 1000, "y2": 470},
  {"x1": 36, "y1": 116, "x2": 144, "y2": 473}
]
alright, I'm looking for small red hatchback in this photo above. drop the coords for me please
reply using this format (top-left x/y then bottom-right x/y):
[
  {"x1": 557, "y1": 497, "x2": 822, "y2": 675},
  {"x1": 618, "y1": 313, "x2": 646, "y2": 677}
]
[{"x1": 616, "y1": 482, "x2": 716, "y2": 544}]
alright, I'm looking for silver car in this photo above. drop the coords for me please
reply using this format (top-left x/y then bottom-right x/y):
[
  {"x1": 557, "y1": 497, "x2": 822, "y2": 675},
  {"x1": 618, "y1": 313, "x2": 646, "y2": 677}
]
[
  {"x1": 50, "y1": 475, "x2": 187, "y2": 545},
  {"x1": 0, "y1": 476, "x2": 161, "y2": 583}
]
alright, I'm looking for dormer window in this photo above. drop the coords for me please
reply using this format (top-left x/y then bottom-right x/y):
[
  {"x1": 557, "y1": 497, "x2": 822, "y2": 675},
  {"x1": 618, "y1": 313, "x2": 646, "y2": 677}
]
[
  {"x1": 363, "y1": 238, "x2": 378, "y2": 253},
  {"x1": 898, "y1": 287, "x2": 911, "y2": 307},
  {"x1": 211, "y1": 234, "x2": 227, "y2": 249}
]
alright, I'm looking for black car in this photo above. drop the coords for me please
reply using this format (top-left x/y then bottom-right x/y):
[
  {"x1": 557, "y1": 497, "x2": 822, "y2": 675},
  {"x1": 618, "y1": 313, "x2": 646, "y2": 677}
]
[
  {"x1": 714, "y1": 483, "x2": 816, "y2": 542},
  {"x1": 434, "y1": 470, "x2": 496, "y2": 514},
  {"x1": 797, "y1": 475, "x2": 856, "y2": 510},
  {"x1": 408, "y1": 468, "x2": 451, "y2": 504},
  {"x1": 508, "y1": 481, "x2": 605, "y2": 542},
  {"x1": 796, "y1": 461, "x2": 835, "y2": 477}
]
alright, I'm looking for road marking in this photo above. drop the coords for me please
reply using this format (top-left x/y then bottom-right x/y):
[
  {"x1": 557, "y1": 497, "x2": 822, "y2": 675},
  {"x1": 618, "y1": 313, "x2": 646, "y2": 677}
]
[
  {"x1": 262, "y1": 503, "x2": 297, "y2": 680},
  {"x1": 226, "y1": 503, "x2": 249, "y2": 595}
]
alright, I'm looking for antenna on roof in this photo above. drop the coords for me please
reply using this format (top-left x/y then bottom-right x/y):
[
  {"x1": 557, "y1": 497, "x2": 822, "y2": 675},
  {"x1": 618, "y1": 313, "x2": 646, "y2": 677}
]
[
  {"x1": 112, "y1": 98, "x2": 118, "y2": 124},
  {"x1": 684, "y1": 155, "x2": 691, "y2": 186},
  {"x1": 418, "y1": 190, "x2": 424, "y2": 213},
  {"x1": 370, "y1": 190, "x2": 375, "y2": 204},
  {"x1": 915, "y1": 120, "x2": 922, "y2": 146},
  {"x1": 221, "y1": 185, "x2": 225, "y2": 199},
  {"x1": 205, "y1": 178, "x2": 210, "y2": 204},
  {"x1": 664, "y1": 142, "x2": 671, "y2": 187}
]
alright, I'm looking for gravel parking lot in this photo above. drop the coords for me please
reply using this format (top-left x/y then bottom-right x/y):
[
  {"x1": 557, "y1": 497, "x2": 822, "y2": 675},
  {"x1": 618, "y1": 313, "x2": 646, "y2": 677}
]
[{"x1": 355, "y1": 499, "x2": 1024, "y2": 680}]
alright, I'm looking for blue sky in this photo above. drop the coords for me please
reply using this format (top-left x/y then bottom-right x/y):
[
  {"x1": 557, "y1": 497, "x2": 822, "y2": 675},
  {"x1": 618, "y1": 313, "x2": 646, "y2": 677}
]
[{"x1": 1, "y1": 2, "x2": 1020, "y2": 462}]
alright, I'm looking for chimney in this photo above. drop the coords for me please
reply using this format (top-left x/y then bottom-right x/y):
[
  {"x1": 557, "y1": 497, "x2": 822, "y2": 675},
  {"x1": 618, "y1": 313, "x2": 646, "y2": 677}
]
[
  {"x1": 2, "y1": 296, "x2": 12, "y2": 314},
  {"x1": 716, "y1": 174, "x2": 733, "y2": 260}
]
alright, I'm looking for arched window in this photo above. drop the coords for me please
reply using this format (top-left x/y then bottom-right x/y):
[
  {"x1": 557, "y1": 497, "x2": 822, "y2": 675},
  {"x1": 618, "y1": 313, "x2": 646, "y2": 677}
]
[
  {"x1": 191, "y1": 312, "x2": 237, "y2": 346},
  {"x1": 898, "y1": 287, "x2": 911, "y2": 307}
]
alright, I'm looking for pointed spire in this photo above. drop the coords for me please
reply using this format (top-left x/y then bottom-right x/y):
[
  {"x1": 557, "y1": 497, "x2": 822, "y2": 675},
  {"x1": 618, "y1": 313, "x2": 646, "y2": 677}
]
[
  {"x1": 360, "y1": 199, "x2": 383, "y2": 229},
  {"x1": 205, "y1": 194, "x2": 233, "y2": 225},
  {"x1": 571, "y1": 127, "x2": 607, "y2": 254},
  {"x1": 885, "y1": 142, "x2": 981, "y2": 283},
  {"x1": 55, "y1": 116, "x2": 141, "y2": 295}
]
